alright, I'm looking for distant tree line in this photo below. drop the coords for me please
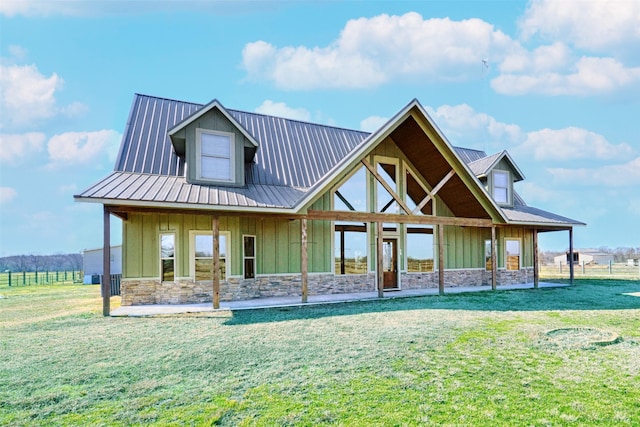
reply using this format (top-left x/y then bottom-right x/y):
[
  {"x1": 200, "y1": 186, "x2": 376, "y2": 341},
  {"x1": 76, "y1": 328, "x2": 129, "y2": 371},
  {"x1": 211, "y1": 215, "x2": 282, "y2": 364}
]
[
  {"x1": 540, "y1": 247, "x2": 640, "y2": 264},
  {"x1": 0, "y1": 254, "x2": 83, "y2": 272}
]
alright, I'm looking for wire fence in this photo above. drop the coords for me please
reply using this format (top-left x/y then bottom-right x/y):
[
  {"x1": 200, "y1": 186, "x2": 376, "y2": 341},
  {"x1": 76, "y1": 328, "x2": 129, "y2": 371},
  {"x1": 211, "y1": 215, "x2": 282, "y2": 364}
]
[
  {"x1": 0, "y1": 270, "x2": 83, "y2": 287},
  {"x1": 540, "y1": 262, "x2": 640, "y2": 280}
]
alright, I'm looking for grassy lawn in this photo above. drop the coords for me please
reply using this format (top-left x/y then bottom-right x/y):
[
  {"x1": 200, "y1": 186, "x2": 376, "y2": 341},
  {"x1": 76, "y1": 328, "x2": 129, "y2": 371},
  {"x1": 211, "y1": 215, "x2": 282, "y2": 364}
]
[{"x1": 1, "y1": 280, "x2": 640, "y2": 426}]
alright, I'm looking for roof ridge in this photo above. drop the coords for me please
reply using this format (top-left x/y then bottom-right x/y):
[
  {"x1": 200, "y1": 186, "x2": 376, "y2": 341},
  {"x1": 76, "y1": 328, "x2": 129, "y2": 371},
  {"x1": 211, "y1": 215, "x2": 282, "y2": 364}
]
[{"x1": 134, "y1": 93, "x2": 204, "y2": 107}]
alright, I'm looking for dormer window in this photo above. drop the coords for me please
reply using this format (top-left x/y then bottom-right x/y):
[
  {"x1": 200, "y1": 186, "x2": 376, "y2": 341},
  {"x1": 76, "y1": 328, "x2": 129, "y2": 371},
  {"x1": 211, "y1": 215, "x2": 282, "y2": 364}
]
[
  {"x1": 196, "y1": 128, "x2": 235, "y2": 182},
  {"x1": 492, "y1": 170, "x2": 510, "y2": 205}
]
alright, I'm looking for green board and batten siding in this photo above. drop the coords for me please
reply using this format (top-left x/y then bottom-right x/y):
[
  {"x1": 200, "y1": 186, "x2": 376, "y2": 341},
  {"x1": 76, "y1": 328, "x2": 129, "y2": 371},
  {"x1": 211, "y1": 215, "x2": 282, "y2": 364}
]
[{"x1": 122, "y1": 196, "x2": 332, "y2": 280}]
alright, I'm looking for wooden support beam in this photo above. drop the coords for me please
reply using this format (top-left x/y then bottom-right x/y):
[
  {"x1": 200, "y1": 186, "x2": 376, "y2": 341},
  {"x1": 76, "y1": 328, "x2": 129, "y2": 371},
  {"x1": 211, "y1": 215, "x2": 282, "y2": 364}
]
[
  {"x1": 212, "y1": 216, "x2": 220, "y2": 309},
  {"x1": 377, "y1": 221, "x2": 384, "y2": 298},
  {"x1": 361, "y1": 158, "x2": 412, "y2": 215},
  {"x1": 102, "y1": 206, "x2": 111, "y2": 317},
  {"x1": 533, "y1": 228, "x2": 539, "y2": 289},
  {"x1": 335, "y1": 190, "x2": 356, "y2": 211},
  {"x1": 340, "y1": 228, "x2": 345, "y2": 275},
  {"x1": 307, "y1": 210, "x2": 493, "y2": 228},
  {"x1": 491, "y1": 225, "x2": 497, "y2": 290},
  {"x1": 569, "y1": 227, "x2": 574, "y2": 285},
  {"x1": 413, "y1": 169, "x2": 456, "y2": 215},
  {"x1": 301, "y1": 217, "x2": 308, "y2": 303},
  {"x1": 438, "y1": 224, "x2": 445, "y2": 295}
]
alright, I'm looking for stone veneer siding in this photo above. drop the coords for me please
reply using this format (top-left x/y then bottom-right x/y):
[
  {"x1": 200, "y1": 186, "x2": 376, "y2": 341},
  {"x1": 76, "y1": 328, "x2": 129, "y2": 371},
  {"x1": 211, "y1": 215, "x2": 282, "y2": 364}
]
[{"x1": 121, "y1": 268, "x2": 533, "y2": 305}]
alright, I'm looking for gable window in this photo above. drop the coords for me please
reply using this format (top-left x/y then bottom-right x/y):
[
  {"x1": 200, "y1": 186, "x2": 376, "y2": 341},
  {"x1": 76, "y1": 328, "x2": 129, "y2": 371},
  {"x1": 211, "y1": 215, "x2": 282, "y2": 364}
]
[
  {"x1": 160, "y1": 233, "x2": 175, "y2": 281},
  {"x1": 191, "y1": 232, "x2": 229, "y2": 281},
  {"x1": 243, "y1": 235, "x2": 256, "y2": 279},
  {"x1": 196, "y1": 129, "x2": 234, "y2": 182},
  {"x1": 493, "y1": 170, "x2": 510, "y2": 204},
  {"x1": 505, "y1": 239, "x2": 521, "y2": 271}
]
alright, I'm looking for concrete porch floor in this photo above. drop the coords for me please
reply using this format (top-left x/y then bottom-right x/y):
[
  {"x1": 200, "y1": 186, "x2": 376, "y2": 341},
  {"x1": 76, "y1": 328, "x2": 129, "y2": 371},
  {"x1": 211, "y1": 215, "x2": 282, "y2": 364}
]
[{"x1": 110, "y1": 282, "x2": 568, "y2": 317}]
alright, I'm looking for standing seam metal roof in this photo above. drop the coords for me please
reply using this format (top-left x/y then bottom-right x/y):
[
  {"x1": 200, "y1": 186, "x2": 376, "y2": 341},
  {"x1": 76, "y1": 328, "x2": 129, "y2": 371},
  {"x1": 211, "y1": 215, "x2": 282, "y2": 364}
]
[{"x1": 77, "y1": 93, "x2": 582, "y2": 225}]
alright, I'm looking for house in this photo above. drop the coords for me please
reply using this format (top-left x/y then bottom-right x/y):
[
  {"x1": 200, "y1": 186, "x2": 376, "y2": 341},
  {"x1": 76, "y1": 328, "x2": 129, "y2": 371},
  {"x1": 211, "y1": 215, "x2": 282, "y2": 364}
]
[
  {"x1": 554, "y1": 249, "x2": 614, "y2": 266},
  {"x1": 82, "y1": 245, "x2": 122, "y2": 284},
  {"x1": 75, "y1": 94, "x2": 584, "y2": 312}
]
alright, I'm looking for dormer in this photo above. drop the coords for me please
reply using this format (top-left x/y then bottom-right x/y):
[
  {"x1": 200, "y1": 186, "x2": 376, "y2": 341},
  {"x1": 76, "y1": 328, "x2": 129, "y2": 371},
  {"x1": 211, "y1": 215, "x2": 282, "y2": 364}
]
[
  {"x1": 168, "y1": 99, "x2": 259, "y2": 187},
  {"x1": 468, "y1": 150, "x2": 525, "y2": 207}
]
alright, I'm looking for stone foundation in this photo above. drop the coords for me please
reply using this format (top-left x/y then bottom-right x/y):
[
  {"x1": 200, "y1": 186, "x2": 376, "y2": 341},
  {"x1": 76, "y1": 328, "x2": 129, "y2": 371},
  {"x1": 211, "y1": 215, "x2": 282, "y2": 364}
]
[{"x1": 120, "y1": 268, "x2": 533, "y2": 305}]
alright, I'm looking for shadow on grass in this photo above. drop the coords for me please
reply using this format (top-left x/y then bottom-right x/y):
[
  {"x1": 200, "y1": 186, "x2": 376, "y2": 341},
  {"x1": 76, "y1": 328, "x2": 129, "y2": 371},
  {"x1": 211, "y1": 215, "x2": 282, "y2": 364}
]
[{"x1": 224, "y1": 279, "x2": 640, "y2": 325}]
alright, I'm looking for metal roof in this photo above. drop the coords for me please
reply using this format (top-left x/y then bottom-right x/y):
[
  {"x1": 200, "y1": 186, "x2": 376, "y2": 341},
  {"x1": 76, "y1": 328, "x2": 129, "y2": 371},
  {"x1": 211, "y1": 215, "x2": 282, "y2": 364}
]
[
  {"x1": 502, "y1": 205, "x2": 585, "y2": 227},
  {"x1": 77, "y1": 93, "x2": 581, "y2": 226}
]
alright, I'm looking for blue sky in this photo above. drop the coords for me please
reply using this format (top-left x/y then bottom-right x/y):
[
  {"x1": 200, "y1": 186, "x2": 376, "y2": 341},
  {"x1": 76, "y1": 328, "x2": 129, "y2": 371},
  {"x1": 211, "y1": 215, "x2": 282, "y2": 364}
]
[{"x1": 1, "y1": 0, "x2": 639, "y2": 256}]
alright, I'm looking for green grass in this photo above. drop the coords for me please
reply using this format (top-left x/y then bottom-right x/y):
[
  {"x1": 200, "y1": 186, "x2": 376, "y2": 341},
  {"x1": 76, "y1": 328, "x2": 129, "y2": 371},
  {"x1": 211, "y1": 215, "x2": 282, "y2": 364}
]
[{"x1": 1, "y1": 280, "x2": 640, "y2": 426}]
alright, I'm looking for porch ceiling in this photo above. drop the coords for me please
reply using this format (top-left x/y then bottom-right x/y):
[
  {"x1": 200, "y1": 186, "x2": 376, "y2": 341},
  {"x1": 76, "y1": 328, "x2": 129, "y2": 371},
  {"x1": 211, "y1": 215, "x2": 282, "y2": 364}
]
[{"x1": 389, "y1": 115, "x2": 491, "y2": 220}]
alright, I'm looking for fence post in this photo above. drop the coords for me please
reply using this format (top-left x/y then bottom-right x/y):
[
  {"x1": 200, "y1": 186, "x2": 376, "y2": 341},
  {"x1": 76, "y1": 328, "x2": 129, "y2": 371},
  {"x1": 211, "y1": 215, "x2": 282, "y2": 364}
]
[
  {"x1": 559, "y1": 262, "x2": 562, "y2": 274},
  {"x1": 609, "y1": 260, "x2": 612, "y2": 275},
  {"x1": 22, "y1": 271, "x2": 26, "y2": 285},
  {"x1": 582, "y1": 261, "x2": 585, "y2": 274},
  {"x1": 7, "y1": 271, "x2": 11, "y2": 287}
]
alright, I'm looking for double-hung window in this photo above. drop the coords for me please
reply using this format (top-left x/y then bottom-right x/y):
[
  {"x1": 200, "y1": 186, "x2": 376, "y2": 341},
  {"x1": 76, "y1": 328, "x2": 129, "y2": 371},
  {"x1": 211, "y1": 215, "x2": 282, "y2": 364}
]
[
  {"x1": 493, "y1": 171, "x2": 509, "y2": 205},
  {"x1": 196, "y1": 129, "x2": 234, "y2": 182},
  {"x1": 243, "y1": 235, "x2": 256, "y2": 279}
]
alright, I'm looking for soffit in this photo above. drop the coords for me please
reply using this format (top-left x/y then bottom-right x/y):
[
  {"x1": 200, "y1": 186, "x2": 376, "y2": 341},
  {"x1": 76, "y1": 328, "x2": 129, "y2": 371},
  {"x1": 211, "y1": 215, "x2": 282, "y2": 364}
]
[{"x1": 388, "y1": 114, "x2": 494, "y2": 220}]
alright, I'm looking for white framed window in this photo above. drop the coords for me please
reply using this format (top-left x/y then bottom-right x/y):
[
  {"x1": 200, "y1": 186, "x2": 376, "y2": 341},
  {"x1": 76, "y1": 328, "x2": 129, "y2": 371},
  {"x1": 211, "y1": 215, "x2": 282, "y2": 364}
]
[
  {"x1": 160, "y1": 233, "x2": 175, "y2": 282},
  {"x1": 375, "y1": 157, "x2": 400, "y2": 214},
  {"x1": 195, "y1": 128, "x2": 235, "y2": 182},
  {"x1": 493, "y1": 170, "x2": 510, "y2": 204},
  {"x1": 190, "y1": 231, "x2": 230, "y2": 281},
  {"x1": 485, "y1": 240, "x2": 493, "y2": 271},
  {"x1": 406, "y1": 226, "x2": 434, "y2": 272},
  {"x1": 505, "y1": 238, "x2": 521, "y2": 271},
  {"x1": 243, "y1": 235, "x2": 256, "y2": 279},
  {"x1": 334, "y1": 222, "x2": 368, "y2": 275}
]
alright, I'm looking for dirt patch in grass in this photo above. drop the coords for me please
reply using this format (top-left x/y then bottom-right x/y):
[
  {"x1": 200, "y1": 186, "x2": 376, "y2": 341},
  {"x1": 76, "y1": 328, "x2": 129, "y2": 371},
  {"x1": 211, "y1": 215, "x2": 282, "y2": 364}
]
[{"x1": 544, "y1": 327, "x2": 622, "y2": 349}]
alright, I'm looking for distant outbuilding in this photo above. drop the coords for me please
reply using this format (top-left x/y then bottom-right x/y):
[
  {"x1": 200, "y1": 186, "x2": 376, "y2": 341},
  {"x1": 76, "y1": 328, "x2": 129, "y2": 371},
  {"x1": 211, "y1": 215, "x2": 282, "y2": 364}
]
[
  {"x1": 554, "y1": 249, "x2": 614, "y2": 266},
  {"x1": 83, "y1": 245, "x2": 122, "y2": 284}
]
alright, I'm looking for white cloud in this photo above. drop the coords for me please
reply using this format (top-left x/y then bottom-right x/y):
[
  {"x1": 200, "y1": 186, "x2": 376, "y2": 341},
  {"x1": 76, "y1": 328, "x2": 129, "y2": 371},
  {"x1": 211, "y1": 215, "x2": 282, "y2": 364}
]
[
  {"x1": 254, "y1": 100, "x2": 311, "y2": 121},
  {"x1": 492, "y1": 56, "x2": 640, "y2": 95},
  {"x1": 0, "y1": 186, "x2": 17, "y2": 203},
  {"x1": 0, "y1": 132, "x2": 46, "y2": 163},
  {"x1": 425, "y1": 104, "x2": 523, "y2": 150},
  {"x1": 629, "y1": 198, "x2": 640, "y2": 216},
  {"x1": 7, "y1": 45, "x2": 28, "y2": 62},
  {"x1": 0, "y1": 64, "x2": 62, "y2": 129},
  {"x1": 360, "y1": 116, "x2": 389, "y2": 133},
  {"x1": 242, "y1": 12, "x2": 518, "y2": 90},
  {"x1": 1, "y1": 0, "x2": 277, "y2": 17},
  {"x1": 518, "y1": 127, "x2": 634, "y2": 161},
  {"x1": 548, "y1": 157, "x2": 640, "y2": 187},
  {"x1": 499, "y1": 42, "x2": 571, "y2": 74},
  {"x1": 47, "y1": 130, "x2": 121, "y2": 167},
  {"x1": 517, "y1": 182, "x2": 558, "y2": 204},
  {"x1": 520, "y1": 0, "x2": 640, "y2": 52}
]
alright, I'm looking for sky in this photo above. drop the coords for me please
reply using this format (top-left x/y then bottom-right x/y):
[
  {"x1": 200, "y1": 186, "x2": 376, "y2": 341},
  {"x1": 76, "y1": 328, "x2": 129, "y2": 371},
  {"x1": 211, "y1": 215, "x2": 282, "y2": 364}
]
[{"x1": 1, "y1": 0, "x2": 639, "y2": 256}]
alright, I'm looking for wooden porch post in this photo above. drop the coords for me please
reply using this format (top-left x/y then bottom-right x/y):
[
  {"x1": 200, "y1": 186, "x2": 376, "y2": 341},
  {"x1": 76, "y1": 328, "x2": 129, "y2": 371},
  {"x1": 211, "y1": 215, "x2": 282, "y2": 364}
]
[
  {"x1": 533, "y1": 228, "x2": 539, "y2": 289},
  {"x1": 301, "y1": 217, "x2": 308, "y2": 303},
  {"x1": 377, "y1": 221, "x2": 384, "y2": 298},
  {"x1": 438, "y1": 224, "x2": 445, "y2": 295},
  {"x1": 212, "y1": 216, "x2": 220, "y2": 309},
  {"x1": 491, "y1": 225, "x2": 497, "y2": 291},
  {"x1": 102, "y1": 206, "x2": 111, "y2": 316},
  {"x1": 569, "y1": 227, "x2": 574, "y2": 285},
  {"x1": 340, "y1": 228, "x2": 345, "y2": 275}
]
